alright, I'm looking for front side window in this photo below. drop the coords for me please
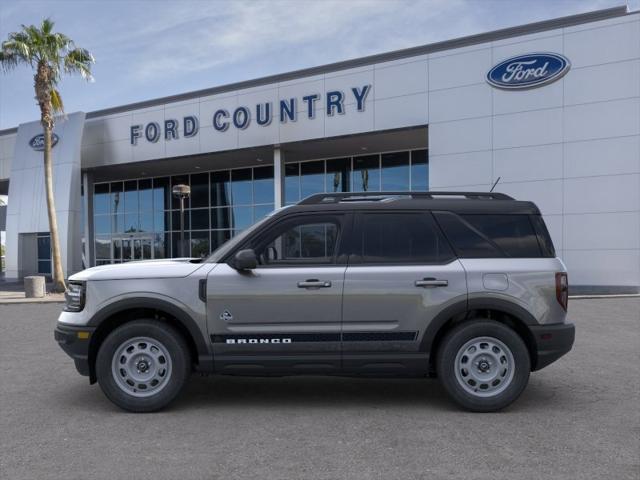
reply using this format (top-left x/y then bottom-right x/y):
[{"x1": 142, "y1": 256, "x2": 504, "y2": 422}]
[
  {"x1": 253, "y1": 216, "x2": 341, "y2": 266},
  {"x1": 355, "y1": 212, "x2": 454, "y2": 264}
]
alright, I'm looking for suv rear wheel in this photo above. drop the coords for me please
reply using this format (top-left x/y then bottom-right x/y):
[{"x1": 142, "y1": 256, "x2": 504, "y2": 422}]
[
  {"x1": 436, "y1": 320, "x2": 530, "y2": 412},
  {"x1": 96, "y1": 320, "x2": 191, "y2": 412}
]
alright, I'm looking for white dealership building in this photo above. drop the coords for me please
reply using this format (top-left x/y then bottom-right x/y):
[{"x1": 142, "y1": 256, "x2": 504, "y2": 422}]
[{"x1": 0, "y1": 6, "x2": 638, "y2": 293}]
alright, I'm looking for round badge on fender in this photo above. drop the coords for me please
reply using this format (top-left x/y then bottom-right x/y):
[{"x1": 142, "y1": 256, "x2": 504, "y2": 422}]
[{"x1": 486, "y1": 52, "x2": 570, "y2": 90}]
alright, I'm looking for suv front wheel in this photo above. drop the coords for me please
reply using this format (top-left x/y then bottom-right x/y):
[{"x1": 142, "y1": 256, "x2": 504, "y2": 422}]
[
  {"x1": 437, "y1": 320, "x2": 530, "y2": 412},
  {"x1": 96, "y1": 320, "x2": 191, "y2": 412}
]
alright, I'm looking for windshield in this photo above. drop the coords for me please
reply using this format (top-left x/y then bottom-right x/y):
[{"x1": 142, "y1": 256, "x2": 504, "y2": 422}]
[{"x1": 204, "y1": 215, "x2": 273, "y2": 263}]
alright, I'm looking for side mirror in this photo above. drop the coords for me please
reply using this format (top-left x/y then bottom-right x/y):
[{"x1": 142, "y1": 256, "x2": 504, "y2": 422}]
[{"x1": 232, "y1": 249, "x2": 257, "y2": 271}]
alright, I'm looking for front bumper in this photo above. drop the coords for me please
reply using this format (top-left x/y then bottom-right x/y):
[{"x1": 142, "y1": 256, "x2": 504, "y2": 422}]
[
  {"x1": 530, "y1": 322, "x2": 575, "y2": 371},
  {"x1": 54, "y1": 323, "x2": 95, "y2": 377}
]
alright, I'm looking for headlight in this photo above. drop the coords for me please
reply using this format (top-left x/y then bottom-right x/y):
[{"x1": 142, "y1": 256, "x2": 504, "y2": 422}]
[{"x1": 64, "y1": 281, "x2": 86, "y2": 312}]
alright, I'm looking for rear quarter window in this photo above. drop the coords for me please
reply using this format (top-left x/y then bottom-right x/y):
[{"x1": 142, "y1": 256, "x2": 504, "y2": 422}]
[{"x1": 434, "y1": 212, "x2": 551, "y2": 258}]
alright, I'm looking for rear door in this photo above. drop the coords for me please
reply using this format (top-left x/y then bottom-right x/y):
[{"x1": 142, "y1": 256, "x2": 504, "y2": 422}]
[{"x1": 341, "y1": 211, "x2": 467, "y2": 374}]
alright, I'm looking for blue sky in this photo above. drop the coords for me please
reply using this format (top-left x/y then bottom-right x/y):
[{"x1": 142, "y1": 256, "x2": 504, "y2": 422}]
[{"x1": 0, "y1": 0, "x2": 632, "y2": 130}]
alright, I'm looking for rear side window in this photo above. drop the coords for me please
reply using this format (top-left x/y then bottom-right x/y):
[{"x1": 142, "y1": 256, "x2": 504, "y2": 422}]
[
  {"x1": 354, "y1": 212, "x2": 455, "y2": 264},
  {"x1": 434, "y1": 212, "x2": 548, "y2": 258}
]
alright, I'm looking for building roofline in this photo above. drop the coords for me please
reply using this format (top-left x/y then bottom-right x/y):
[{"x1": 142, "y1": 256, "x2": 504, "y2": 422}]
[{"x1": 0, "y1": 5, "x2": 632, "y2": 136}]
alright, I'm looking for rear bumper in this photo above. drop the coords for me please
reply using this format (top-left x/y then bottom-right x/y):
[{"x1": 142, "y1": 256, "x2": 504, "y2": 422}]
[
  {"x1": 530, "y1": 322, "x2": 575, "y2": 371},
  {"x1": 54, "y1": 323, "x2": 95, "y2": 377}
]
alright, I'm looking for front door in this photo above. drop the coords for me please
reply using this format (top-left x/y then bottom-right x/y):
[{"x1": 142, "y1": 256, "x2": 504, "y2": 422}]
[
  {"x1": 341, "y1": 211, "x2": 467, "y2": 374},
  {"x1": 207, "y1": 213, "x2": 351, "y2": 374},
  {"x1": 115, "y1": 236, "x2": 153, "y2": 262}
]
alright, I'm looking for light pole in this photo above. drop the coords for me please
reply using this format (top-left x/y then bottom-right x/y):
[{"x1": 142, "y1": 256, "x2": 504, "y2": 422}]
[{"x1": 172, "y1": 184, "x2": 191, "y2": 257}]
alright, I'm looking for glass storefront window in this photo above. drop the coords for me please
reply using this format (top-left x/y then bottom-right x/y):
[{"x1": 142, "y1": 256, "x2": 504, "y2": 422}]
[
  {"x1": 285, "y1": 163, "x2": 300, "y2": 204},
  {"x1": 190, "y1": 173, "x2": 209, "y2": 208},
  {"x1": 92, "y1": 148, "x2": 427, "y2": 264},
  {"x1": 300, "y1": 161, "x2": 325, "y2": 199},
  {"x1": 153, "y1": 177, "x2": 171, "y2": 210},
  {"x1": 352, "y1": 155, "x2": 380, "y2": 192},
  {"x1": 190, "y1": 208, "x2": 210, "y2": 230},
  {"x1": 94, "y1": 183, "x2": 110, "y2": 215},
  {"x1": 410, "y1": 149, "x2": 429, "y2": 191},
  {"x1": 381, "y1": 151, "x2": 410, "y2": 191},
  {"x1": 253, "y1": 166, "x2": 274, "y2": 204},
  {"x1": 211, "y1": 207, "x2": 232, "y2": 229},
  {"x1": 326, "y1": 158, "x2": 350, "y2": 193},
  {"x1": 211, "y1": 171, "x2": 231, "y2": 207},
  {"x1": 190, "y1": 231, "x2": 210, "y2": 258},
  {"x1": 231, "y1": 169, "x2": 252, "y2": 205}
]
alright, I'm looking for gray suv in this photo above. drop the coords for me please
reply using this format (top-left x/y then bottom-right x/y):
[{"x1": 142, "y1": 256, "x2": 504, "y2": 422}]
[{"x1": 55, "y1": 192, "x2": 574, "y2": 412}]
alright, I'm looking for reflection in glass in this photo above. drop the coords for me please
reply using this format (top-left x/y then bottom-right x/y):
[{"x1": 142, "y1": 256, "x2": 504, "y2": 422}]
[
  {"x1": 190, "y1": 173, "x2": 209, "y2": 208},
  {"x1": 410, "y1": 149, "x2": 428, "y2": 191},
  {"x1": 231, "y1": 169, "x2": 252, "y2": 205},
  {"x1": 153, "y1": 177, "x2": 170, "y2": 210},
  {"x1": 124, "y1": 212, "x2": 138, "y2": 232},
  {"x1": 154, "y1": 233, "x2": 168, "y2": 259},
  {"x1": 232, "y1": 205, "x2": 253, "y2": 230},
  {"x1": 326, "y1": 158, "x2": 350, "y2": 193},
  {"x1": 352, "y1": 155, "x2": 380, "y2": 192},
  {"x1": 284, "y1": 163, "x2": 300, "y2": 204},
  {"x1": 211, "y1": 207, "x2": 231, "y2": 229},
  {"x1": 381, "y1": 151, "x2": 410, "y2": 191},
  {"x1": 124, "y1": 180, "x2": 138, "y2": 213},
  {"x1": 171, "y1": 175, "x2": 190, "y2": 209},
  {"x1": 190, "y1": 231, "x2": 210, "y2": 258},
  {"x1": 254, "y1": 204, "x2": 274, "y2": 221},
  {"x1": 171, "y1": 210, "x2": 190, "y2": 232},
  {"x1": 190, "y1": 208, "x2": 210, "y2": 230},
  {"x1": 94, "y1": 184, "x2": 110, "y2": 215},
  {"x1": 300, "y1": 161, "x2": 325, "y2": 199},
  {"x1": 153, "y1": 211, "x2": 168, "y2": 232},
  {"x1": 95, "y1": 236, "x2": 111, "y2": 259},
  {"x1": 211, "y1": 171, "x2": 231, "y2": 207},
  {"x1": 139, "y1": 212, "x2": 153, "y2": 232},
  {"x1": 37, "y1": 235, "x2": 51, "y2": 259},
  {"x1": 211, "y1": 230, "x2": 232, "y2": 251},
  {"x1": 254, "y1": 166, "x2": 274, "y2": 204},
  {"x1": 94, "y1": 215, "x2": 111, "y2": 235},
  {"x1": 138, "y1": 179, "x2": 153, "y2": 211}
]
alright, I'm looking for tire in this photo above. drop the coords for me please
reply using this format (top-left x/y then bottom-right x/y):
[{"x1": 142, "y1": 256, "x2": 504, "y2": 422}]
[
  {"x1": 436, "y1": 319, "x2": 530, "y2": 412},
  {"x1": 96, "y1": 320, "x2": 191, "y2": 412}
]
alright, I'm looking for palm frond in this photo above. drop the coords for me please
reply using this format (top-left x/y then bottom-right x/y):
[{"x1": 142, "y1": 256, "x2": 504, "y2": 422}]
[
  {"x1": 50, "y1": 88, "x2": 64, "y2": 114},
  {"x1": 64, "y1": 47, "x2": 94, "y2": 81}
]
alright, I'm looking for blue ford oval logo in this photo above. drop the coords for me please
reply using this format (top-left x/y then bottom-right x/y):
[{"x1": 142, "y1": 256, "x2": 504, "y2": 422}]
[
  {"x1": 487, "y1": 53, "x2": 570, "y2": 90},
  {"x1": 29, "y1": 133, "x2": 59, "y2": 151}
]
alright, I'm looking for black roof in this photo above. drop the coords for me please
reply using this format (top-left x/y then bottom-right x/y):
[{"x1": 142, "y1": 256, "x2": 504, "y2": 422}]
[{"x1": 279, "y1": 191, "x2": 541, "y2": 216}]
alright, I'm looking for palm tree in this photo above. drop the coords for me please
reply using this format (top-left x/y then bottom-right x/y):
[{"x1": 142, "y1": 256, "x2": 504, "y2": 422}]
[{"x1": 0, "y1": 19, "x2": 94, "y2": 292}]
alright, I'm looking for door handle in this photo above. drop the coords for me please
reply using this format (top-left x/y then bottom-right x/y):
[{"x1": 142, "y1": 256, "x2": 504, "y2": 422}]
[
  {"x1": 415, "y1": 278, "x2": 448, "y2": 288},
  {"x1": 297, "y1": 279, "x2": 332, "y2": 289}
]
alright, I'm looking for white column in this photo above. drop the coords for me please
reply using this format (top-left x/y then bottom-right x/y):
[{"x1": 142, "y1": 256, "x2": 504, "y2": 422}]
[
  {"x1": 82, "y1": 172, "x2": 94, "y2": 268},
  {"x1": 273, "y1": 146, "x2": 285, "y2": 209}
]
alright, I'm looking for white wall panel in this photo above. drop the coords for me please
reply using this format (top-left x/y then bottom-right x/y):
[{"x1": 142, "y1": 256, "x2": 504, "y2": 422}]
[
  {"x1": 493, "y1": 143, "x2": 563, "y2": 182},
  {"x1": 102, "y1": 113, "x2": 134, "y2": 144},
  {"x1": 429, "y1": 116, "x2": 491, "y2": 155},
  {"x1": 429, "y1": 150, "x2": 492, "y2": 188},
  {"x1": 563, "y1": 98, "x2": 640, "y2": 143},
  {"x1": 429, "y1": 83, "x2": 491, "y2": 123},
  {"x1": 564, "y1": 20, "x2": 640, "y2": 68},
  {"x1": 564, "y1": 174, "x2": 639, "y2": 214},
  {"x1": 279, "y1": 112, "x2": 325, "y2": 144},
  {"x1": 428, "y1": 48, "x2": 492, "y2": 91},
  {"x1": 199, "y1": 124, "x2": 238, "y2": 153},
  {"x1": 564, "y1": 60, "x2": 640, "y2": 106},
  {"x1": 324, "y1": 68, "x2": 374, "y2": 107},
  {"x1": 493, "y1": 108, "x2": 562, "y2": 149},
  {"x1": 493, "y1": 80, "x2": 563, "y2": 115},
  {"x1": 492, "y1": 34, "x2": 563, "y2": 63},
  {"x1": 564, "y1": 212, "x2": 639, "y2": 250},
  {"x1": 374, "y1": 60, "x2": 427, "y2": 100},
  {"x1": 564, "y1": 135, "x2": 640, "y2": 178},
  {"x1": 497, "y1": 179, "x2": 563, "y2": 215},
  {"x1": 563, "y1": 249, "x2": 640, "y2": 286},
  {"x1": 373, "y1": 93, "x2": 428, "y2": 131}
]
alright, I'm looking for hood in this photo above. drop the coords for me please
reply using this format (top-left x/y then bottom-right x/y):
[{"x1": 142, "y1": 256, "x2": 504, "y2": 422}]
[{"x1": 69, "y1": 258, "x2": 207, "y2": 281}]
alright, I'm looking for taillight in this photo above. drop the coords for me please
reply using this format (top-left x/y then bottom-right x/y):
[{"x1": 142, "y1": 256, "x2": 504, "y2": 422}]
[{"x1": 555, "y1": 272, "x2": 568, "y2": 311}]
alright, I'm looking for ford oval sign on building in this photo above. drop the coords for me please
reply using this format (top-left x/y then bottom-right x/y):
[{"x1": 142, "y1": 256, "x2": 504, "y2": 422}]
[
  {"x1": 487, "y1": 53, "x2": 570, "y2": 90},
  {"x1": 29, "y1": 133, "x2": 59, "y2": 151}
]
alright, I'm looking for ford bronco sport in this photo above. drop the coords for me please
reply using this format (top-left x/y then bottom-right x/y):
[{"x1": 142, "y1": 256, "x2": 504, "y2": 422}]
[{"x1": 55, "y1": 191, "x2": 575, "y2": 412}]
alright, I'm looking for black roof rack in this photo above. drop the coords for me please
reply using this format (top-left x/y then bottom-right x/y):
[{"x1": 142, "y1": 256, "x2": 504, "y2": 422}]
[{"x1": 298, "y1": 191, "x2": 514, "y2": 205}]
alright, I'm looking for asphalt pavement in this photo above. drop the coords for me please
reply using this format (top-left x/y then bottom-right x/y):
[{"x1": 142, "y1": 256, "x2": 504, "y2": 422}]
[{"x1": 0, "y1": 298, "x2": 638, "y2": 480}]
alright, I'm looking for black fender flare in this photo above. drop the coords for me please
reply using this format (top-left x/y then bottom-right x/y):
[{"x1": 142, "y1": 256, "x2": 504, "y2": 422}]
[
  {"x1": 420, "y1": 297, "x2": 539, "y2": 354},
  {"x1": 87, "y1": 297, "x2": 212, "y2": 371}
]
